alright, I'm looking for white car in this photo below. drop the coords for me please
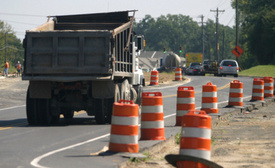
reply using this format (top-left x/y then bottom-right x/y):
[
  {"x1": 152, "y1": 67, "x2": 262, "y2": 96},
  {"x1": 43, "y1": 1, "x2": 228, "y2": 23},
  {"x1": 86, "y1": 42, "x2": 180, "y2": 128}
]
[{"x1": 218, "y1": 59, "x2": 239, "y2": 77}]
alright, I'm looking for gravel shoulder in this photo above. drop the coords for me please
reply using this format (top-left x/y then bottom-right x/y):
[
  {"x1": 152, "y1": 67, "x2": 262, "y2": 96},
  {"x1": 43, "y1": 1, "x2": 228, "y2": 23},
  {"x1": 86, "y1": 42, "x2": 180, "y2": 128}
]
[{"x1": 122, "y1": 101, "x2": 275, "y2": 168}]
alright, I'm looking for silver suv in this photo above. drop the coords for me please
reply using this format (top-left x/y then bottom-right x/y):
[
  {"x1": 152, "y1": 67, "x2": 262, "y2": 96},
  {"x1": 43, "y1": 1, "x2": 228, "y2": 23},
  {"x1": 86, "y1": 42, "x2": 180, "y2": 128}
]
[{"x1": 218, "y1": 59, "x2": 239, "y2": 77}]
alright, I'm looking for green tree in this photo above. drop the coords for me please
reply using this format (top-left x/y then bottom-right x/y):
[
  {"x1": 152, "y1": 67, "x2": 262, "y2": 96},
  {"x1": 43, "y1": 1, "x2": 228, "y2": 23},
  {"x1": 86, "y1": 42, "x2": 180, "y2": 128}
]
[
  {"x1": 232, "y1": 0, "x2": 275, "y2": 67},
  {"x1": 134, "y1": 14, "x2": 235, "y2": 62},
  {"x1": 0, "y1": 21, "x2": 23, "y2": 70}
]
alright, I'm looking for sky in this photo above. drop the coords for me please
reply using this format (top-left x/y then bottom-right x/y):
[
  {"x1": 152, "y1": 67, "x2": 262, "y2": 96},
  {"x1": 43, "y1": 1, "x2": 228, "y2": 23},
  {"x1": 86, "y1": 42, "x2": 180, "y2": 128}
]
[{"x1": 0, "y1": 0, "x2": 235, "y2": 41}]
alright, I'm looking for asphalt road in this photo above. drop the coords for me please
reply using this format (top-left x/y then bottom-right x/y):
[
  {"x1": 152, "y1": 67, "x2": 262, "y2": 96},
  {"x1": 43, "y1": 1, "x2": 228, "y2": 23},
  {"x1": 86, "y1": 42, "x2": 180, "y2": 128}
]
[{"x1": 0, "y1": 75, "x2": 255, "y2": 168}]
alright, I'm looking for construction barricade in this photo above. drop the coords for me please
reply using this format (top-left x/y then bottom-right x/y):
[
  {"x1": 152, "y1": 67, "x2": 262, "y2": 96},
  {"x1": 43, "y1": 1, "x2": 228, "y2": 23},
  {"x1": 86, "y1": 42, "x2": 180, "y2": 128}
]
[
  {"x1": 140, "y1": 92, "x2": 166, "y2": 140},
  {"x1": 178, "y1": 110, "x2": 211, "y2": 167},
  {"x1": 263, "y1": 77, "x2": 273, "y2": 98},
  {"x1": 109, "y1": 100, "x2": 139, "y2": 153},
  {"x1": 201, "y1": 82, "x2": 219, "y2": 114},
  {"x1": 150, "y1": 70, "x2": 159, "y2": 85},
  {"x1": 251, "y1": 78, "x2": 264, "y2": 102},
  {"x1": 227, "y1": 80, "x2": 244, "y2": 108},
  {"x1": 175, "y1": 67, "x2": 182, "y2": 81},
  {"x1": 175, "y1": 86, "x2": 195, "y2": 126}
]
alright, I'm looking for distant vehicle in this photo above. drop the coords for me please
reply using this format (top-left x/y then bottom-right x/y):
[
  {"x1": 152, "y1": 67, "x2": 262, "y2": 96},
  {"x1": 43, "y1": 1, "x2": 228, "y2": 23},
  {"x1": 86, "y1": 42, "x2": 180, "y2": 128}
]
[
  {"x1": 202, "y1": 60, "x2": 219, "y2": 75},
  {"x1": 185, "y1": 53, "x2": 203, "y2": 68},
  {"x1": 218, "y1": 59, "x2": 239, "y2": 77},
  {"x1": 186, "y1": 62, "x2": 204, "y2": 75}
]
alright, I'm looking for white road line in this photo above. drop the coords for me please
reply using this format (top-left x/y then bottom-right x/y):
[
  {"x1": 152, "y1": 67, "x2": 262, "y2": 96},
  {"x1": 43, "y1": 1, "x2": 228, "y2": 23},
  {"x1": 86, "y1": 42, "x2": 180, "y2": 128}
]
[
  {"x1": 30, "y1": 95, "x2": 252, "y2": 168},
  {"x1": 0, "y1": 105, "x2": 26, "y2": 111},
  {"x1": 30, "y1": 134, "x2": 110, "y2": 168}
]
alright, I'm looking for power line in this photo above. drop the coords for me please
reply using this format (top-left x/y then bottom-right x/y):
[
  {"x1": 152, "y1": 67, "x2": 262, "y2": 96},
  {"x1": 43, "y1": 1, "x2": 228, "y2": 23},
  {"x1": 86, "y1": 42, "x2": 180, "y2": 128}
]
[
  {"x1": 0, "y1": 12, "x2": 45, "y2": 18},
  {"x1": 1, "y1": 19, "x2": 38, "y2": 26}
]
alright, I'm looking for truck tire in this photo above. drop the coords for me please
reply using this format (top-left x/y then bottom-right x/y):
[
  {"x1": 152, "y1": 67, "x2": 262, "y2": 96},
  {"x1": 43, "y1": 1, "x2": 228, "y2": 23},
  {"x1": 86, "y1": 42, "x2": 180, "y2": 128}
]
[
  {"x1": 26, "y1": 87, "x2": 52, "y2": 126},
  {"x1": 130, "y1": 87, "x2": 137, "y2": 103},
  {"x1": 26, "y1": 88, "x2": 38, "y2": 125},
  {"x1": 37, "y1": 99, "x2": 52, "y2": 125},
  {"x1": 120, "y1": 79, "x2": 131, "y2": 101},
  {"x1": 134, "y1": 85, "x2": 143, "y2": 106},
  {"x1": 62, "y1": 108, "x2": 74, "y2": 119},
  {"x1": 95, "y1": 99, "x2": 106, "y2": 124}
]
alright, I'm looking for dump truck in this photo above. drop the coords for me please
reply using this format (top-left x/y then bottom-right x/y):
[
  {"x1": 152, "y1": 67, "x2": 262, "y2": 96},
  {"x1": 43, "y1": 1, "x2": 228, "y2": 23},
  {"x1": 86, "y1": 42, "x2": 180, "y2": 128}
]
[{"x1": 22, "y1": 11, "x2": 144, "y2": 125}]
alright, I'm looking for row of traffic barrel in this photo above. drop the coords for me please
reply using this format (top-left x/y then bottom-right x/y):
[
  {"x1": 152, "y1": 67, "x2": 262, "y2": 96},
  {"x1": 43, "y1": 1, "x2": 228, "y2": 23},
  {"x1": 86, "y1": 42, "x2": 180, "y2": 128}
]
[
  {"x1": 108, "y1": 76, "x2": 274, "y2": 168},
  {"x1": 109, "y1": 93, "x2": 165, "y2": 153}
]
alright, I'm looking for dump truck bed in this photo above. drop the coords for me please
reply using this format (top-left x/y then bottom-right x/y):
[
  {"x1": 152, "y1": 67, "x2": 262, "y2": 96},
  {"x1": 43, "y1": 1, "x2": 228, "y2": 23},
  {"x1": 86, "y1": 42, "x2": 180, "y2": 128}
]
[{"x1": 23, "y1": 11, "x2": 135, "y2": 81}]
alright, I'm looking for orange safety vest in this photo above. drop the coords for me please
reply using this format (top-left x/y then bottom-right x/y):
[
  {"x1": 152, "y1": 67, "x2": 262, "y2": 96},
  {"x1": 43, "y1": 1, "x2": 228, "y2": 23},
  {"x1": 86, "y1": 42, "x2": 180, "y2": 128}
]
[
  {"x1": 17, "y1": 64, "x2": 21, "y2": 69},
  {"x1": 4, "y1": 62, "x2": 9, "y2": 68}
]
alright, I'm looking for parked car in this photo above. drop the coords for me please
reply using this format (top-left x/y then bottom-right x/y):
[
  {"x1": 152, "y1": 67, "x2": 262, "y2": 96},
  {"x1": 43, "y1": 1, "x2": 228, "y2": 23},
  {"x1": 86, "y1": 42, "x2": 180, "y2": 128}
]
[
  {"x1": 186, "y1": 62, "x2": 204, "y2": 75},
  {"x1": 218, "y1": 59, "x2": 239, "y2": 77}
]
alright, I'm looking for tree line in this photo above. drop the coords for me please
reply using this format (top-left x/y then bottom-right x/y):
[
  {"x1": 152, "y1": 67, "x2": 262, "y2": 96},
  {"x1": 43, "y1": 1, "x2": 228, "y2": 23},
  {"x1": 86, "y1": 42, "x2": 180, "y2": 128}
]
[
  {"x1": 134, "y1": 0, "x2": 275, "y2": 69},
  {"x1": 0, "y1": 1, "x2": 274, "y2": 71},
  {"x1": 233, "y1": 0, "x2": 275, "y2": 69}
]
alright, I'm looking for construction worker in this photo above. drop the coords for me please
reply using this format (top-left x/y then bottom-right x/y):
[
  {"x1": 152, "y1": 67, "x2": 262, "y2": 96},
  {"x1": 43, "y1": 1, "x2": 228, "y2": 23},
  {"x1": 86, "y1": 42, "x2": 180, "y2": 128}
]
[
  {"x1": 16, "y1": 61, "x2": 22, "y2": 77},
  {"x1": 3, "y1": 61, "x2": 9, "y2": 77}
]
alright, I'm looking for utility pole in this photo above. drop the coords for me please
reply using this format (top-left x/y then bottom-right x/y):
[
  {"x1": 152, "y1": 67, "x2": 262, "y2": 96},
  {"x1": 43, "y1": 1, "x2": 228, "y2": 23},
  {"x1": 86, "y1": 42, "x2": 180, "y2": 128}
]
[
  {"x1": 210, "y1": 8, "x2": 225, "y2": 62},
  {"x1": 235, "y1": 0, "x2": 239, "y2": 62},
  {"x1": 5, "y1": 32, "x2": 7, "y2": 63},
  {"x1": 222, "y1": 28, "x2": 225, "y2": 61},
  {"x1": 198, "y1": 15, "x2": 206, "y2": 60}
]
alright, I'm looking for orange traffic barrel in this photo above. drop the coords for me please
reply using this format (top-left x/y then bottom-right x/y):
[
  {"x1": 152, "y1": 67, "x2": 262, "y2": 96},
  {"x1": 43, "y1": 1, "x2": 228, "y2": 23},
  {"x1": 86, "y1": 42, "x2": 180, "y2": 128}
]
[
  {"x1": 150, "y1": 70, "x2": 159, "y2": 85},
  {"x1": 263, "y1": 77, "x2": 273, "y2": 98},
  {"x1": 201, "y1": 82, "x2": 218, "y2": 114},
  {"x1": 175, "y1": 67, "x2": 182, "y2": 81},
  {"x1": 178, "y1": 110, "x2": 211, "y2": 168},
  {"x1": 227, "y1": 80, "x2": 244, "y2": 108},
  {"x1": 175, "y1": 86, "x2": 195, "y2": 126},
  {"x1": 251, "y1": 78, "x2": 264, "y2": 102},
  {"x1": 109, "y1": 100, "x2": 139, "y2": 153},
  {"x1": 140, "y1": 92, "x2": 166, "y2": 140}
]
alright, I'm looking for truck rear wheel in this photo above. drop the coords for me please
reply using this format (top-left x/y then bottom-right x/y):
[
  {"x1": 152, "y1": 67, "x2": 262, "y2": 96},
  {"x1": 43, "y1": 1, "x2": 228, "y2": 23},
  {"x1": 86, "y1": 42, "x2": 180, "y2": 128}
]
[
  {"x1": 26, "y1": 87, "x2": 52, "y2": 126},
  {"x1": 61, "y1": 108, "x2": 74, "y2": 119},
  {"x1": 95, "y1": 99, "x2": 106, "y2": 124},
  {"x1": 26, "y1": 88, "x2": 38, "y2": 125}
]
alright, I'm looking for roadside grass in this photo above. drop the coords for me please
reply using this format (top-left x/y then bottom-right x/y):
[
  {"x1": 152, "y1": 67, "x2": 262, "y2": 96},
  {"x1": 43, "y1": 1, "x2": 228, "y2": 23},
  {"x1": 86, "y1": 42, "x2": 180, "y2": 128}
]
[{"x1": 239, "y1": 65, "x2": 275, "y2": 77}]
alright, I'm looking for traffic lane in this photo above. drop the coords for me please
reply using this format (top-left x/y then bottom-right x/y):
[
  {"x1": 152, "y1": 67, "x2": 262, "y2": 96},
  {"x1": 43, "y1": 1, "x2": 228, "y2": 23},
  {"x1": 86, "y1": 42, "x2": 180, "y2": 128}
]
[
  {"x1": 0, "y1": 108, "x2": 123, "y2": 168},
  {"x1": 0, "y1": 105, "x2": 28, "y2": 131}
]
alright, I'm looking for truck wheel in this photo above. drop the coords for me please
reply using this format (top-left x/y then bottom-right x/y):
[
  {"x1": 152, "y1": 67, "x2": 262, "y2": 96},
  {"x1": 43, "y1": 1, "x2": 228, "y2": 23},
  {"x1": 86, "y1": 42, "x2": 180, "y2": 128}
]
[
  {"x1": 95, "y1": 99, "x2": 106, "y2": 124},
  {"x1": 37, "y1": 99, "x2": 52, "y2": 125},
  {"x1": 130, "y1": 87, "x2": 137, "y2": 103},
  {"x1": 26, "y1": 88, "x2": 38, "y2": 125},
  {"x1": 114, "y1": 84, "x2": 120, "y2": 103},
  {"x1": 62, "y1": 108, "x2": 74, "y2": 119},
  {"x1": 134, "y1": 85, "x2": 143, "y2": 106},
  {"x1": 120, "y1": 79, "x2": 131, "y2": 100}
]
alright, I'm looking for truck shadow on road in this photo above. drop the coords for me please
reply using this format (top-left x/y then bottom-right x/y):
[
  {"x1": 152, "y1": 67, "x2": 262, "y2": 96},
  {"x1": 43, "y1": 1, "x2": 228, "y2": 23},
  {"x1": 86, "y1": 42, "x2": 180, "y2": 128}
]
[{"x1": 0, "y1": 117, "x2": 112, "y2": 128}]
